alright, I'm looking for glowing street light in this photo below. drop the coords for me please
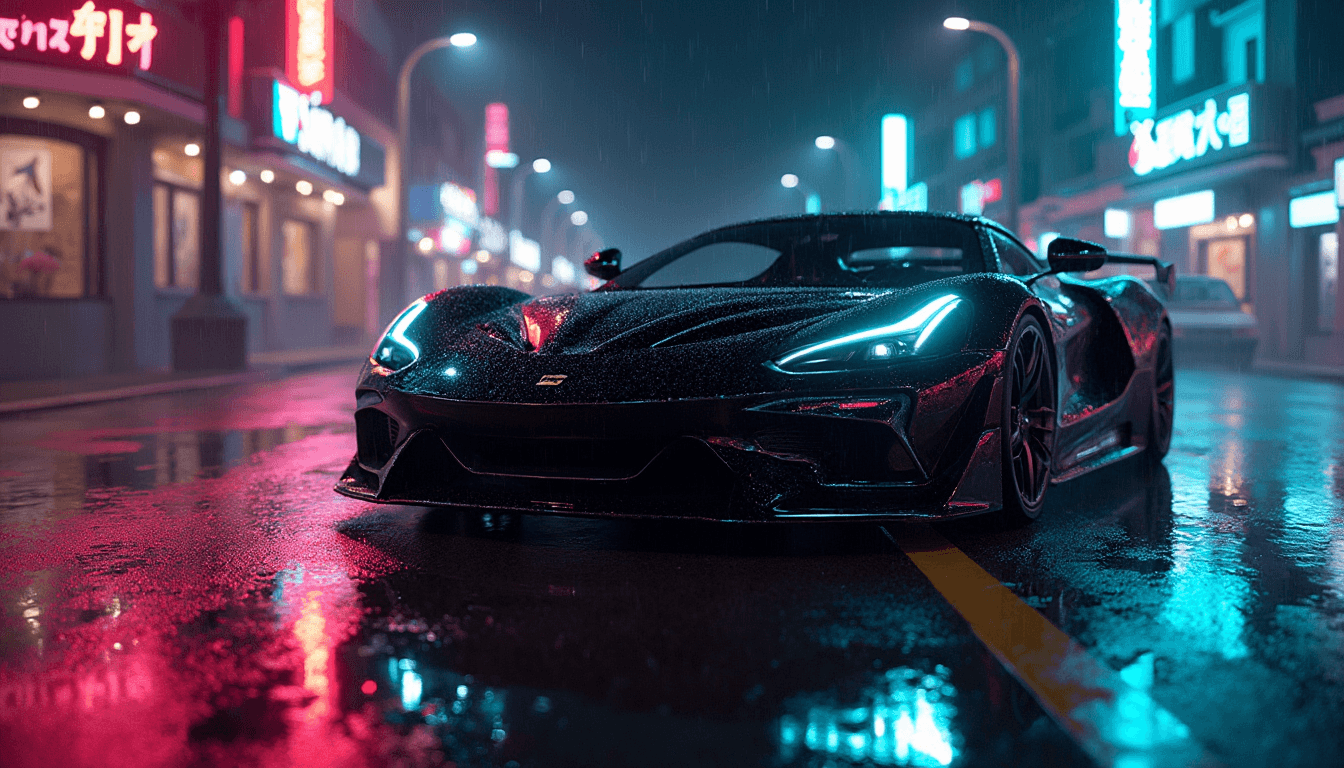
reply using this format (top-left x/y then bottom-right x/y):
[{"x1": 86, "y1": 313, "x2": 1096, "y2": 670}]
[
  {"x1": 449, "y1": 32, "x2": 477, "y2": 48},
  {"x1": 781, "y1": 173, "x2": 800, "y2": 189},
  {"x1": 570, "y1": 210, "x2": 589, "y2": 226},
  {"x1": 943, "y1": 16, "x2": 1021, "y2": 232},
  {"x1": 557, "y1": 189, "x2": 575, "y2": 205},
  {"x1": 533, "y1": 158, "x2": 552, "y2": 173},
  {"x1": 814, "y1": 135, "x2": 836, "y2": 150}
]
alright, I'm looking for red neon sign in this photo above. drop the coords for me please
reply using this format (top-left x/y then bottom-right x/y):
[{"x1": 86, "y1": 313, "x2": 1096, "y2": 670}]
[
  {"x1": 0, "y1": 1, "x2": 158, "y2": 70},
  {"x1": 980, "y1": 178, "x2": 1002, "y2": 204},
  {"x1": 286, "y1": 0, "x2": 333, "y2": 104}
]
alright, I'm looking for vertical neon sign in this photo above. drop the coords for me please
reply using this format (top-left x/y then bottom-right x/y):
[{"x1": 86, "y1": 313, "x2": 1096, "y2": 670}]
[
  {"x1": 1115, "y1": 0, "x2": 1154, "y2": 136},
  {"x1": 286, "y1": 0, "x2": 333, "y2": 104},
  {"x1": 879, "y1": 113, "x2": 907, "y2": 210}
]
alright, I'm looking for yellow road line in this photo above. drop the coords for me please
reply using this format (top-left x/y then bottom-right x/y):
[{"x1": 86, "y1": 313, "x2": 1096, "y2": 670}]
[{"x1": 881, "y1": 524, "x2": 1222, "y2": 768}]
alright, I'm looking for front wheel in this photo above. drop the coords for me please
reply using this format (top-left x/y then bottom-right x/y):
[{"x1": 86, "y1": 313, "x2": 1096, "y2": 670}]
[{"x1": 999, "y1": 315, "x2": 1056, "y2": 525}]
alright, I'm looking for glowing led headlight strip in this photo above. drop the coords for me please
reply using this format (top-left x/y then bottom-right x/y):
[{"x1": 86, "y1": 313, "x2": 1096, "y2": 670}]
[
  {"x1": 776, "y1": 294, "x2": 959, "y2": 367},
  {"x1": 913, "y1": 298, "x2": 963, "y2": 351},
  {"x1": 374, "y1": 298, "x2": 428, "y2": 367}
]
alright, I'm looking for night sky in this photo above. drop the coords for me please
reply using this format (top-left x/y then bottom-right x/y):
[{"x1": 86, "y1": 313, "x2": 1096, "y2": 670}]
[{"x1": 379, "y1": 0, "x2": 986, "y2": 262}]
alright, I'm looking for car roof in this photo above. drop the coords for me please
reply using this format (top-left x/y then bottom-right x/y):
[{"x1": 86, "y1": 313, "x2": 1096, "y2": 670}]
[{"x1": 699, "y1": 210, "x2": 1002, "y2": 236}]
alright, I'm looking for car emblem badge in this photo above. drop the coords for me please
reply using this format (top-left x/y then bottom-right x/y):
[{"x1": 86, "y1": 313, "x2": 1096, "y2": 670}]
[{"x1": 536, "y1": 374, "x2": 568, "y2": 386}]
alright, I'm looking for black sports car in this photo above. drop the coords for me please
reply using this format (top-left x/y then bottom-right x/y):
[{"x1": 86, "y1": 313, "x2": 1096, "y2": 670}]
[{"x1": 337, "y1": 212, "x2": 1175, "y2": 524}]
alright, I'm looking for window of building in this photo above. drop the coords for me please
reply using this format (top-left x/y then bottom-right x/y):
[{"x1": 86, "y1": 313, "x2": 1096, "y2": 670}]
[
  {"x1": 954, "y1": 58, "x2": 974, "y2": 91},
  {"x1": 1213, "y1": 0, "x2": 1264, "y2": 84},
  {"x1": 240, "y1": 202, "x2": 262, "y2": 293},
  {"x1": 281, "y1": 219, "x2": 318, "y2": 295},
  {"x1": 152, "y1": 182, "x2": 201, "y2": 290},
  {"x1": 1172, "y1": 12, "x2": 1196, "y2": 84},
  {"x1": 953, "y1": 113, "x2": 978, "y2": 159},
  {"x1": 1, "y1": 134, "x2": 94, "y2": 299},
  {"x1": 978, "y1": 107, "x2": 997, "y2": 149},
  {"x1": 1318, "y1": 232, "x2": 1338, "y2": 333}
]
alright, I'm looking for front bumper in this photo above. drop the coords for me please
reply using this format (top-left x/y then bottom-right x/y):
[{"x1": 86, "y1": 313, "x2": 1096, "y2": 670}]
[{"x1": 336, "y1": 352, "x2": 1006, "y2": 521}]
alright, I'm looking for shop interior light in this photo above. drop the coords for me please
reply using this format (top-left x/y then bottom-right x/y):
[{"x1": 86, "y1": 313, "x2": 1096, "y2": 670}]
[
  {"x1": 228, "y1": 169, "x2": 246, "y2": 186},
  {"x1": 22, "y1": 96, "x2": 40, "y2": 109},
  {"x1": 184, "y1": 143, "x2": 201, "y2": 157},
  {"x1": 295, "y1": 180, "x2": 314, "y2": 196},
  {"x1": 518, "y1": 270, "x2": 535, "y2": 283},
  {"x1": 259, "y1": 169, "x2": 275, "y2": 184},
  {"x1": 1239, "y1": 213, "x2": 1254, "y2": 228},
  {"x1": 88, "y1": 104, "x2": 106, "y2": 119},
  {"x1": 1103, "y1": 209, "x2": 1131, "y2": 239},
  {"x1": 557, "y1": 190, "x2": 575, "y2": 205},
  {"x1": 1225, "y1": 216, "x2": 1238, "y2": 231},
  {"x1": 123, "y1": 110, "x2": 141, "y2": 125},
  {"x1": 322, "y1": 189, "x2": 345, "y2": 205},
  {"x1": 418, "y1": 237, "x2": 434, "y2": 253},
  {"x1": 474, "y1": 250, "x2": 491, "y2": 263}
]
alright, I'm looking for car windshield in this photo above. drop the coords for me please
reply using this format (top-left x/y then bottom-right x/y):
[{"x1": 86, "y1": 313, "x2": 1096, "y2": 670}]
[
  {"x1": 1171, "y1": 278, "x2": 1239, "y2": 307},
  {"x1": 606, "y1": 216, "x2": 985, "y2": 290}
]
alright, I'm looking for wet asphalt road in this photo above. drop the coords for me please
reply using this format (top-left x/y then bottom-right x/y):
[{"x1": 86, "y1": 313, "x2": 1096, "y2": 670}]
[{"x1": 0, "y1": 367, "x2": 1341, "y2": 767}]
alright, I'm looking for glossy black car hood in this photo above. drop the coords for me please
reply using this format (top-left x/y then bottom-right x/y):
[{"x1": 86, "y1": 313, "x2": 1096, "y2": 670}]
[
  {"x1": 472, "y1": 287, "x2": 881, "y2": 354},
  {"x1": 378, "y1": 274, "x2": 1025, "y2": 404}
]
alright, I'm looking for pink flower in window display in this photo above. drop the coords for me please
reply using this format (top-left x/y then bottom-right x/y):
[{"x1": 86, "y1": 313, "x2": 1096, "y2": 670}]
[{"x1": 20, "y1": 251, "x2": 60, "y2": 274}]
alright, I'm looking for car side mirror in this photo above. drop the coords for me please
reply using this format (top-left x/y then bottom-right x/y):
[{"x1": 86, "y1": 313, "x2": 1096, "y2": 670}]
[
  {"x1": 1046, "y1": 237, "x2": 1107, "y2": 273},
  {"x1": 584, "y1": 248, "x2": 622, "y2": 280}
]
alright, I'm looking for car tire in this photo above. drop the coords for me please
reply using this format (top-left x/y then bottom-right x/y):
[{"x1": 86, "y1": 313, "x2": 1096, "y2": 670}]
[
  {"x1": 1148, "y1": 324, "x2": 1175, "y2": 462},
  {"x1": 999, "y1": 314, "x2": 1056, "y2": 525}
]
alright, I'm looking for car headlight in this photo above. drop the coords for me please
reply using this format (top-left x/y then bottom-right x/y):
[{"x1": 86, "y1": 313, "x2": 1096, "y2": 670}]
[
  {"x1": 370, "y1": 298, "x2": 429, "y2": 372},
  {"x1": 769, "y1": 294, "x2": 965, "y2": 374}
]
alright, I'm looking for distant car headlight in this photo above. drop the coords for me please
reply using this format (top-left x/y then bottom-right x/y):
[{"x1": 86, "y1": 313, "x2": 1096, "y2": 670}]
[
  {"x1": 769, "y1": 294, "x2": 966, "y2": 374},
  {"x1": 370, "y1": 298, "x2": 429, "y2": 372}
]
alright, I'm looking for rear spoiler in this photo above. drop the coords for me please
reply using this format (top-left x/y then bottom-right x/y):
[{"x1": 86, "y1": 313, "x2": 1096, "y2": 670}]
[{"x1": 1104, "y1": 253, "x2": 1176, "y2": 297}]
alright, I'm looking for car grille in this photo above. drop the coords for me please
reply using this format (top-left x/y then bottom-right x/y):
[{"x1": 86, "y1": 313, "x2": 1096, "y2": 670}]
[
  {"x1": 355, "y1": 409, "x2": 401, "y2": 469},
  {"x1": 443, "y1": 434, "x2": 668, "y2": 480}
]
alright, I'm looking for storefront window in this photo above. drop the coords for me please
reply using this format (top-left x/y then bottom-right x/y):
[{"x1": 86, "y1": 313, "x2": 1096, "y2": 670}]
[
  {"x1": 1319, "y1": 232, "x2": 1338, "y2": 333},
  {"x1": 240, "y1": 202, "x2": 262, "y2": 293},
  {"x1": 1204, "y1": 236, "x2": 1247, "y2": 300},
  {"x1": 153, "y1": 182, "x2": 200, "y2": 290},
  {"x1": 0, "y1": 135, "x2": 89, "y2": 298},
  {"x1": 282, "y1": 219, "x2": 317, "y2": 295}
]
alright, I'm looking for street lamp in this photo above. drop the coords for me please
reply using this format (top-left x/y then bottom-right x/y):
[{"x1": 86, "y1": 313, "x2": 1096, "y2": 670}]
[
  {"x1": 781, "y1": 174, "x2": 821, "y2": 213},
  {"x1": 391, "y1": 31, "x2": 477, "y2": 323},
  {"x1": 508, "y1": 157, "x2": 552, "y2": 232},
  {"x1": 944, "y1": 16, "x2": 1020, "y2": 233},
  {"x1": 814, "y1": 135, "x2": 859, "y2": 209},
  {"x1": 541, "y1": 190, "x2": 575, "y2": 258}
]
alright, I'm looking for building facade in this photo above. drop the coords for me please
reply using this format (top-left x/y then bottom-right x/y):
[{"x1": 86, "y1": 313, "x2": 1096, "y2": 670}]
[
  {"x1": 0, "y1": 0, "x2": 403, "y2": 382},
  {"x1": 913, "y1": 0, "x2": 1344, "y2": 366}
]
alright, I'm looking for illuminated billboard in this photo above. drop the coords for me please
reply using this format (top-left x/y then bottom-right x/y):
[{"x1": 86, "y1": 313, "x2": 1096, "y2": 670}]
[
  {"x1": 286, "y1": 0, "x2": 334, "y2": 104},
  {"x1": 1115, "y1": 0, "x2": 1155, "y2": 136}
]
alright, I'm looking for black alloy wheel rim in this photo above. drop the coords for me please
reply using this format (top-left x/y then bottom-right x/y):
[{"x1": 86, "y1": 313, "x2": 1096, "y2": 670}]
[
  {"x1": 1153, "y1": 332, "x2": 1174, "y2": 448},
  {"x1": 1009, "y1": 324, "x2": 1055, "y2": 508}
]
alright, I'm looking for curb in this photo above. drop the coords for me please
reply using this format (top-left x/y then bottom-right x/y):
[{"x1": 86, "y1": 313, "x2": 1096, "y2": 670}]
[
  {"x1": 1252, "y1": 360, "x2": 1344, "y2": 382},
  {"x1": 0, "y1": 356, "x2": 364, "y2": 416}
]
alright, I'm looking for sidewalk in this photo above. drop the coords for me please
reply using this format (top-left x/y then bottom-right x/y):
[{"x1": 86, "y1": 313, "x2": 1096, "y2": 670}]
[
  {"x1": 1253, "y1": 359, "x2": 1344, "y2": 382},
  {"x1": 0, "y1": 345, "x2": 368, "y2": 415}
]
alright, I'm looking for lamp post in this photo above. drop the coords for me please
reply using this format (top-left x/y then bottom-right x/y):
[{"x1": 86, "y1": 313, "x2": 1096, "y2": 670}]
[
  {"x1": 541, "y1": 190, "x2": 575, "y2": 260},
  {"x1": 508, "y1": 157, "x2": 551, "y2": 233},
  {"x1": 814, "y1": 136, "x2": 859, "y2": 210},
  {"x1": 388, "y1": 31, "x2": 476, "y2": 324},
  {"x1": 944, "y1": 16, "x2": 1020, "y2": 233},
  {"x1": 781, "y1": 174, "x2": 821, "y2": 213}
]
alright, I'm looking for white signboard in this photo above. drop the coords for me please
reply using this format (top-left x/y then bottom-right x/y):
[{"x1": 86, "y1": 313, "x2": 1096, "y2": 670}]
[
  {"x1": 0, "y1": 142, "x2": 53, "y2": 231},
  {"x1": 1129, "y1": 92, "x2": 1249, "y2": 176},
  {"x1": 272, "y1": 79, "x2": 361, "y2": 178},
  {"x1": 509, "y1": 230, "x2": 540, "y2": 272}
]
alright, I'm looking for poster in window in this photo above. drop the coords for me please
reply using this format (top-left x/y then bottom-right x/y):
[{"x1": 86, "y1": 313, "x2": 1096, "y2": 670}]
[
  {"x1": 1206, "y1": 237, "x2": 1246, "y2": 300},
  {"x1": 1320, "y1": 232, "x2": 1339, "y2": 333},
  {"x1": 0, "y1": 144, "x2": 54, "y2": 231}
]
